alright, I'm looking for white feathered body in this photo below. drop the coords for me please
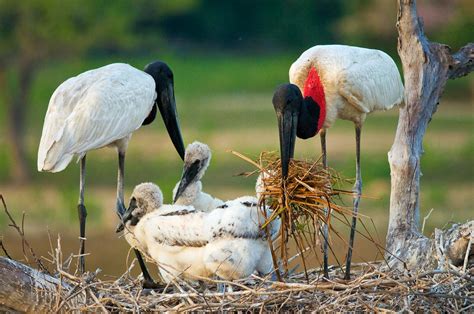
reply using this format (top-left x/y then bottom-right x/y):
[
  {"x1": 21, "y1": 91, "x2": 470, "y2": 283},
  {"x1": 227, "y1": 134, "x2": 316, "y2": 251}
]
[
  {"x1": 38, "y1": 63, "x2": 156, "y2": 172},
  {"x1": 173, "y1": 181, "x2": 225, "y2": 212},
  {"x1": 289, "y1": 45, "x2": 404, "y2": 128},
  {"x1": 125, "y1": 200, "x2": 279, "y2": 282}
]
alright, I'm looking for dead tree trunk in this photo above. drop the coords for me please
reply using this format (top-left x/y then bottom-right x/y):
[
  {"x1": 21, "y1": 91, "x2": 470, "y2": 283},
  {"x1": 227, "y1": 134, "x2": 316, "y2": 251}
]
[
  {"x1": 0, "y1": 257, "x2": 84, "y2": 312},
  {"x1": 386, "y1": 0, "x2": 473, "y2": 270}
]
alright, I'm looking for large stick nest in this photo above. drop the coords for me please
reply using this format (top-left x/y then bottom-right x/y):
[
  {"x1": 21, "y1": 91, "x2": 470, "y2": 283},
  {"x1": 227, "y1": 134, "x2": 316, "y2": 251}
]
[{"x1": 1, "y1": 183, "x2": 473, "y2": 312}]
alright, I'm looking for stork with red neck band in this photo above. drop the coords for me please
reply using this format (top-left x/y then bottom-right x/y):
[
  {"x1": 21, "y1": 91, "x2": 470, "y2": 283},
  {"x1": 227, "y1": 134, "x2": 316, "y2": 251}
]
[{"x1": 273, "y1": 44, "x2": 405, "y2": 280}]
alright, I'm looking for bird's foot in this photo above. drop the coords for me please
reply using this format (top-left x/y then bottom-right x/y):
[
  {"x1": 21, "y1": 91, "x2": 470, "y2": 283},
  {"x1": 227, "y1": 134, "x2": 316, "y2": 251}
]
[
  {"x1": 217, "y1": 282, "x2": 226, "y2": 293},
  {"x1": 142, "y1": 278, "x2": 163, "y2": 290},
  {"x1": 77, "y1": 258, "x2": 86, "y2": 275},
  {"x1": 216, "y1": 280, "x2": 233, "y2": 293}
]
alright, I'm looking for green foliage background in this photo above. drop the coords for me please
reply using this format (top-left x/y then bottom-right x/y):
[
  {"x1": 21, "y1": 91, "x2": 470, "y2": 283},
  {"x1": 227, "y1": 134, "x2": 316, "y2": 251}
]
[{"x1": 0, "y1": 0, "x2": 472, "y2": 274}]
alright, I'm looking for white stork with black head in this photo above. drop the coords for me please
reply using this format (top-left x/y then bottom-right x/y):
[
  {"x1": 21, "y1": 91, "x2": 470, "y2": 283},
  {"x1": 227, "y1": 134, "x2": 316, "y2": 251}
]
[
  {"x1": 273, "y1": 45, "x2": 404, "y2": 279},
  {"x1": 37, "y1": 61, "x2": 185, "y2": 285}
]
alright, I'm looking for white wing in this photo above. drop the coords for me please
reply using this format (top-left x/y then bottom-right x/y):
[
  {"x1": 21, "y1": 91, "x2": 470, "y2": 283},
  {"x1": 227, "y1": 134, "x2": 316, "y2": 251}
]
[
  {"x1": 141, "y1": 206, "x2": 210, "y2": 247},
  {"x1": 289, "y1": 45, "x2": 404, "y2": 114},
  {"x1": 37, "y1": 63, "x2": 156, "y2": 172},
  {"x1": 139, "y1": 201, "x2": 280, "y2": 248},
  {"x1": 337, "y1": 49, "x2": 404, "y2": 113},
  {"x1": 206, "y1": 201, "x2": 272, "y2": 240}
]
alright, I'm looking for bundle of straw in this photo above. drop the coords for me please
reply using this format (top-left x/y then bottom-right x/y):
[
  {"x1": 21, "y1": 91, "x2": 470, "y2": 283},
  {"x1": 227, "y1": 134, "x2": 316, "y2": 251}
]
[{"x1": 232, "y1": 151, "x2": 353, "y2": 275}]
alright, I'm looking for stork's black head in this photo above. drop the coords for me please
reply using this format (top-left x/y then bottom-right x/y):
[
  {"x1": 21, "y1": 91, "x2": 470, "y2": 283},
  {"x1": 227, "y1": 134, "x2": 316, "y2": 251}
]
[
  {"x1": 272, "y1": 83, "x2": 303, "y2": 115},
  {"x1": 143, "y1": 61, "x2": 185, "y2": 160},
  {"x1": 272, "y1": 84, "x2": 303, "y2": 179},
  {"x1": 144, "y1": 61, "x2": 174, "y2": 88}
]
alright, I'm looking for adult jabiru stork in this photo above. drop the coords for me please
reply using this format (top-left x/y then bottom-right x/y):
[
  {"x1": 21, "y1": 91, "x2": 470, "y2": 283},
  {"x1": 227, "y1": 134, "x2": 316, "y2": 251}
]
[
  {"x1": 37, "y1": 61, "x2": 185, "y2": 287},
  {"x1": 272, "y1": 45, "x2": 404, "y2": 279}
]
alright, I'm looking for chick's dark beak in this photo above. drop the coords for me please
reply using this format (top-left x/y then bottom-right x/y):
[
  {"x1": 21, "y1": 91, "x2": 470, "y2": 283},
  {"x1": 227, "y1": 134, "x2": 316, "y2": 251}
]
[
  {"x1": 173, "y1": 159, "x2": 201, "y2": 203},
  {"x1": 116, "y1": 198, "x2": 138, "y2": 233}
]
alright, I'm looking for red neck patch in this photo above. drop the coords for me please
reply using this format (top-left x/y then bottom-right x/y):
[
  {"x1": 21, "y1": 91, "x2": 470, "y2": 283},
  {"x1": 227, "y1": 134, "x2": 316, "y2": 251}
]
[{"x1": 303, "y1": 67, "x2": 326, "y2": 131}]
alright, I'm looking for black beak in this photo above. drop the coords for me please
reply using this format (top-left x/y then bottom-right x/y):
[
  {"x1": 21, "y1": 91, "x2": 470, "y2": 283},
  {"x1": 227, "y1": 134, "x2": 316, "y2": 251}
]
[
  {"x1": 173, "y1": 159, "x2": 201, "y2": 203},
  {"x1": 158, "y1": 82, "x2": 186, "y2": 160},
  {"x1": 116, "y1": 198, "x2": 138, "y2": 233},
  {"x1": 276, "y1": 109, "x2": 297, "y2": 179}
]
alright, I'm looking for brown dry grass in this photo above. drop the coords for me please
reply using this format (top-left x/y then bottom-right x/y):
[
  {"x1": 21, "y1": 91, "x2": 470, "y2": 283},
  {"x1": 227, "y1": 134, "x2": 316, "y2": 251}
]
[
  {"x1": 1, "y1": 190, "x2": 473, "y2": 312},
  {"x1": 231, "y1": 151, "x2": 378, "y2": 279}
]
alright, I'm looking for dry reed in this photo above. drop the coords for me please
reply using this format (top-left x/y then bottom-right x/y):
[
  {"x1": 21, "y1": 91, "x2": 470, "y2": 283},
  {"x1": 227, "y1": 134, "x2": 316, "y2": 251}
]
[
  {"x1": 232, "y1": 151, "x2": 358, "y2": 277},
  {"x1": 1, "y1": 191, "x2": 473, "y2": 312}
]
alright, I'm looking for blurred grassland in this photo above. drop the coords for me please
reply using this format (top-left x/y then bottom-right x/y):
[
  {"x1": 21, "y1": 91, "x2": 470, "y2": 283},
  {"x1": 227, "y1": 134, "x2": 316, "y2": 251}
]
[{"x1": 0, "y1": 53, "x2": 472, "y2": 274}]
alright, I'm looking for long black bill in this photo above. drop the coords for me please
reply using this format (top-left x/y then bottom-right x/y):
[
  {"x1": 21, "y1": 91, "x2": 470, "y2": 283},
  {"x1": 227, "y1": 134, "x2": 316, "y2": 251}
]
[
  {"x1": 158, "y1": 83, "x2": 186, "y2": 160},
  {"x1": 276, "y1": 110, "x2": 297, "y2": 179},
  {"x1": 173, "y1": 160, "x2": 201, "y2": 203},
  {"x1": 116, "y1": 198, "x2": 138, "y2": 233}
]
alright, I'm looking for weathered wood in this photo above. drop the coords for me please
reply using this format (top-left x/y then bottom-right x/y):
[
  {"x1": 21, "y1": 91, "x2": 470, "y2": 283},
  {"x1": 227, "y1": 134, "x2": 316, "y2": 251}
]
[
  {"x1": 386, "y1": 0, "x2": 473, "y2": 270},
  {"x1": 0, "y1": 257, "x2": 84, "y2": 312}
]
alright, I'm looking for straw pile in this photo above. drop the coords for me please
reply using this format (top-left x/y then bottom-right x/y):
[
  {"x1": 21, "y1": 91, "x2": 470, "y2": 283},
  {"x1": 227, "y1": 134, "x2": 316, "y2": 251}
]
[
  {"x1": 88, "y1": 265, "x2": 474, "y2": 312},
  {"x1": 1, "y1": 184, "x2": 473, "y2": 312},
  {"x1": 233, "y1": 151, "x2": 355, "y2": 274},
  {"x1": 24, "y1": 257, "x2": 474, "y2": 312}
]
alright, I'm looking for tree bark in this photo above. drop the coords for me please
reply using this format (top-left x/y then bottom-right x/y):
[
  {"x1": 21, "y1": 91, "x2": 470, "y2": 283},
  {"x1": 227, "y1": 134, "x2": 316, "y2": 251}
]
[
  {"x1": 386, "y1": 0, "x2": 473, "y2": 270},
  {"x1": 0, "y1": 257, "x2": 84, "y2": 312}
]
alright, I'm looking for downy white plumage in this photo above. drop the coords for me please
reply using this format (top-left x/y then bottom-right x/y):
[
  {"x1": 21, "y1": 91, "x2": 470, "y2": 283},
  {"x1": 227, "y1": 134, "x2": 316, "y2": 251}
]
[
  {"x1": 37, "y1": 61, "x2": 185, "y2": 281},
  {"x1": 117, "y1": 183, "x2": 280, "y2": 283},
  {"x1": 273, "y1": 44, "x2": 404, "y2": 279},
  {"x1": 173, "y1": 141, "x2": 224, "y2": 211}
]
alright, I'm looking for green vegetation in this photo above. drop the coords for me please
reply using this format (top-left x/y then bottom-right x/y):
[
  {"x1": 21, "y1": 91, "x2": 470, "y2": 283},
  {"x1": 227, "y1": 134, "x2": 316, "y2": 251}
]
[
  {"x1": 1, "y1": 57, "x2": 472, "y2": 227},
  {"x1": 0, "y1": 0, "x2": 471, "y2": 275}
]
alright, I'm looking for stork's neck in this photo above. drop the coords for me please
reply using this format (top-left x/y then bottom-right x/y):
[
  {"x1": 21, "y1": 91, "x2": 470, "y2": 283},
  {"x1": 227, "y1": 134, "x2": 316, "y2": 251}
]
[
  {"x1": 174, "y1": 180, "x2": 201, "y2": 206},
  {"x1": 303, "y1": 67, "x2": 326, "y2": 132}
]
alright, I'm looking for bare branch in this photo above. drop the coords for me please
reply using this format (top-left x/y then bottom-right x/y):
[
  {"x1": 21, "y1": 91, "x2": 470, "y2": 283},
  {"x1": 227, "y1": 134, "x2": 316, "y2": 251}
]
[
  {"x1": 449, "y1": 43, "x2": 474, "y2": 79},
  {"x1": 0, "y1": 237, "x2": 13, "y2": 260},
  {"x1": 0, "y1": 194, "x2": 49, "y2": 272}
]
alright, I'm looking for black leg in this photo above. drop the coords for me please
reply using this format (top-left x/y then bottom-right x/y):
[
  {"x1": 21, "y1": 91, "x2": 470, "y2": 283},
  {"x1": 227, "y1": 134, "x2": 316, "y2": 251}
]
[
  {"x1": 134, "y1": 249, "x2": 160, "y2": 289},
  {"x1": 77, "y1": 155, "x2": 87, "y2": 274},
  {"x1": 345, "y1": 125, "x2": 362, "y2": 280},
  {"x1": 116, "y1": 151, "x2": 158, "y2": 288},
  {"x1": 116, "y1": 151, "x2": 126, "y2": 217},
  {"x1": 320, "y1": 129, "x2": 329, "y2": 279}
]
